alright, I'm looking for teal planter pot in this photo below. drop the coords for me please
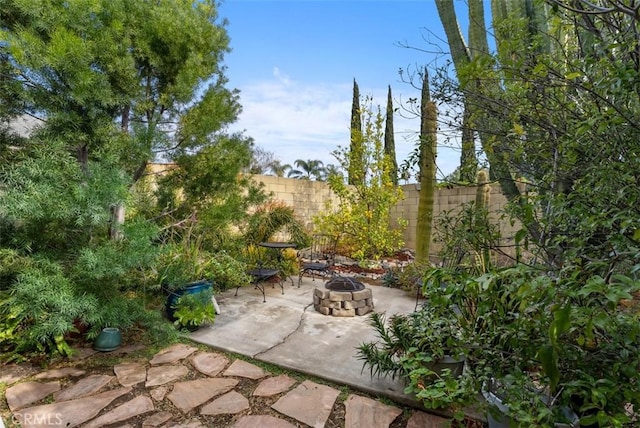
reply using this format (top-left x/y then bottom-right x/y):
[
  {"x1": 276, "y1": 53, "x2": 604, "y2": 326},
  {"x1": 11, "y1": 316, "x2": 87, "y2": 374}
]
[
  {"x1": 93, "y1": 327, "x2": 122, "y2": 352},
  {"x1": 165, "y1": 280, "x2": 212, "y2": 322}
]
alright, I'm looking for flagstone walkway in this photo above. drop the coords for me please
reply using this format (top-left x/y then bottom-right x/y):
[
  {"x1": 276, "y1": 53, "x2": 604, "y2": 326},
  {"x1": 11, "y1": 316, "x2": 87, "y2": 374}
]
[{"x1": 1, "y1": 343, "x2": 453, "y2": 428}]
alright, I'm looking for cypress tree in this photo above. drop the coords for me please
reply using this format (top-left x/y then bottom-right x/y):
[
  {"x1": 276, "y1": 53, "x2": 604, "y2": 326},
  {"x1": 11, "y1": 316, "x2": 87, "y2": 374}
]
[
  {"x1": 384, "y1": 85, "x2": 398, "y2": 185},
  {"x1": 348, "y1": 79, "x2": 363, "y2": 186}
]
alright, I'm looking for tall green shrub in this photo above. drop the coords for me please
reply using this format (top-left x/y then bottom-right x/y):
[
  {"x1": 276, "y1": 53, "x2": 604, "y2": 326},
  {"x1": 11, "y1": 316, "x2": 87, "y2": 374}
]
[
  {"x1": 0, "y1": 141, "x2": 163, "y2": 358},
  {"x1": 315, "y1": 98, "x2": 405, "y2": 260},
  {"x1": 349, "y1": 79, "x2": 364, "y2": 186}
]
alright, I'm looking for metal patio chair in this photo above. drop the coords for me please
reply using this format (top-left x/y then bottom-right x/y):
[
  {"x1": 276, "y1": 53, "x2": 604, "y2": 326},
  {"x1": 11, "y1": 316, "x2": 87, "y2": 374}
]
[
  {"x1": 235, "y1": 260, "x2": 281, "y2": 303},
  {"x1": 298, "y1": 234, "x2": 337, "y2": 286}
]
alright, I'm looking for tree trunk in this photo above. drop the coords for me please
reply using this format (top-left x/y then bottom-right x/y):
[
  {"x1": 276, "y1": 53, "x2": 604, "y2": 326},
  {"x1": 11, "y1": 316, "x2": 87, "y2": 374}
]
[
  {"x1": 437, "y1": 0, "x2": 542, "y2": 241},
  {"x1": 109, "y1": 106, "x2": 133, "y2": 240}
]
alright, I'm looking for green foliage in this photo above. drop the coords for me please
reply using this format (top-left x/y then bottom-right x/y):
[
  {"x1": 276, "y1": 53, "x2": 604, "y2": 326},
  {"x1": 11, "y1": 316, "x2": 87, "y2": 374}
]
[
  {"x1": 154, "y1": 135, "x2": 269, "y2": 252},
  {"x1": 244, "y1": 201, "x2": 311, "y2": 249},
  {"x1": 172, "y1": 288, "x2": 215, "y2": 331},
  {"x1": 394, "y1": 3, "x2": 640, "y2": 424},
  {"x1": 0, "y1": 141, "x2": 127, "y2": 254},
  {"x1": 156, "y1": 230, "x2": 252, "y2": 293},
  {"x1": 0, "y1": 257, "x2": 96, "y2": 358},
  {"x1": 208, "y1": 252, "x2": 252, "y2": 292},
  {"x1": 357, "y1": 312, "x2": 416, "y2": 380},
  {"x1": 349, "y1": 79, "x2": 363, "y2": 186},
  {"x1": 420, "y1": 263, "x2": 640, "y2": 426},
  {"x1": 241, "y1": 244, "x2": 298, "y2": 283},
  {"x1": 357, "y1": 310, "x2": 473, "y2": 416},
  {"x1": 0, "y1": 139, "x2": 162, "y2": 358},
  {"x1": 433, "y1": 200, "x2": 502, "y2": 272},
  {"x1": 315, "y1": 98, "x2": 406, "y2": 260},
  {"x1": 384, "y1": 85, "x2": 398, "y2": 185},
  {"x1": 277, "y1": 248, "x2": 300, "y2": 279},
  {"x1": 0, "y1": 0, "x2": 255, "y2": 360},
  {"x1": 381, "y1": 261, "x2": 429, "y2": 294},
  {"x1": 1, "y1": 0, "x2": 237, "y2": 170},
  {"x1": 156, "y1": 233, "x2": 214, "y2": 291}
]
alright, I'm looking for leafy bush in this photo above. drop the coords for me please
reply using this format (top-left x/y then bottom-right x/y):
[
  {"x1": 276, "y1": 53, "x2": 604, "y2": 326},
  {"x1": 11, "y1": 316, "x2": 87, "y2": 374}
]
[
  {"x1": 244, "y1": 201, "x2": 311, "y2": 248},
  {"x1": 208, "y1": 252, "x2": 252, "y2": 292},
  {"x1": 314, "y1": 100, "x2": 405, "y2": 260},
  {"x1": 381, "y1": 261, "x2": 430, "y2": 293},
  {"x1": 433, "y1": 201, "x2": 503, "y2": 272},
  {"x1": 419, "y1": 264, "x2": 640, "y2": 426},
  {"x1": 0, "y1": 142, "x2": 165, "y2": 358},
  {"x1": 0, "y1": 258, "x2": 97, "y2": 357},
  {"x1": 241, "y1": 245, "x2": 298, "y2": 284},
  {"x1": 172, "y1": 288, "x2": 215, "y2": 330},
  {"x1": 156, "y1": 239, "x2": 214, "y2": 291},
  {"x1": 357, "y1": 310, "x2": 474, "y2": 419}
]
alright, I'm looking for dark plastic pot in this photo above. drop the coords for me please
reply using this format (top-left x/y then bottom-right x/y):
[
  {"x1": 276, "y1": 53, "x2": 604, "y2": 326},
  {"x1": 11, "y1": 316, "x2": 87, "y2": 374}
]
[
  {"x1": 165, "y1": 280, "x2": 212, "y2": 322},
  {"x1": 430, "y1": 355, "x2": 465, "y2": 378},
  {"x1": 482, "y1": 380, "x2": 580, "y2": 428}
]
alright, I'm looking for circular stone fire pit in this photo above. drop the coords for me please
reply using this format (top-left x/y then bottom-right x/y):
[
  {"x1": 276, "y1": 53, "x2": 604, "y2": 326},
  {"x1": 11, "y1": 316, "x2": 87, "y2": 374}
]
[{"x1": 313, "y1": 277, "x2": 374, "y2": 317}]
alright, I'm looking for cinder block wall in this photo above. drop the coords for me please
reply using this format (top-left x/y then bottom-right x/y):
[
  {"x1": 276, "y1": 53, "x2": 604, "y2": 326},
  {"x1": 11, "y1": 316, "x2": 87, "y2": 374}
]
[
  {"x1": 252, "y1": 175, "x2": 341, "y2": 230},
  {"x1": 251, "y1": 175, "x2": 521, "y2": 257}
]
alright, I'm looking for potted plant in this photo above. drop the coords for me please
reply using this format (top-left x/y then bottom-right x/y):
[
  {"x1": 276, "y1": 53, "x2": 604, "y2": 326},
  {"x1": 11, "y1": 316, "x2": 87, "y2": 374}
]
[
  {"x1": 357, "y1": 309, "x2": 473, "y2": 420},
  {"x1": 157, "y1": 239, "x2": 214, "y2": 292},
  {"x1": 156, "y1": 237, "x2": 217, "y2": 320},
  {"x1": 481, "y1": 375, "x2": 580, "y2": 428},
  {"x1": 171, "y1": 287, "x2": 216, "y2": 331},
  {"x1": 357, "y1": 310, "x2": 463, "y2": 379}
]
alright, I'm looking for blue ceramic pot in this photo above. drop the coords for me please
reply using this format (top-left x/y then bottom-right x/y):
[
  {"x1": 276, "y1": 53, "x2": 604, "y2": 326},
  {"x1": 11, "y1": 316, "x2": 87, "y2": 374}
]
[
  {"x1": 165, "y1": 280, "x2": 212, "y2": 322},
  {"x1": 93, "y1": 327, "x2": 122, "y2": 352}
]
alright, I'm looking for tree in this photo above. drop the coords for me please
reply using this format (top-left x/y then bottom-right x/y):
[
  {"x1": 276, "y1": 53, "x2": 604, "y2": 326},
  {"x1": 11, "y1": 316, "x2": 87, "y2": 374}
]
[
  {"x1": 267, "y1": 160, "x2": 292, "y2": 177},
  {"x1": 246, "y1": 146, "x2": 275, "y2": 175},
  {"x1": 348, "y1": 79, "x2": 364, "y2": 186},
  {"x1": 390, "y1": 3, "x2": 640, "y2": 424},
  {"x1": 315, "y1": 99, "x2": 405, "y2": 260},
  {"x1": 415, "y1": 69, "x2": 438, "y2": 263},
  {"x1": 323, "y1": 163, "x2": 343, "y2": 182},
  {"x1": 435, "y1": 0, "x2": 481, "y2": 183},
  {"x1": 435, "y1": 0, "x2": 544, "y2": 243},
  {"x1": 0, "y1": 0, "x2": 254, "y2": 355},
  {"x1": 431, "y1": 4, "x2": 640, "y2": 418},
  {"x1": 1, "y1": 0, "x2": 238, "y2": 179},
  {"x1": 384, "y1": 85, "x2": 399, "y2": 185},
  {"x1": 287, "y1": 159, "x2": 326, "y2": 180}
]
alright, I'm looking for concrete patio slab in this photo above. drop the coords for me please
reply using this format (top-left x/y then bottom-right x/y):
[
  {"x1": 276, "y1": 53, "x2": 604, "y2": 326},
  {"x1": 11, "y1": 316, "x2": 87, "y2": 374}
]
[{"x1": 189, "y1": 278, "x2": 420, "y2": 407}]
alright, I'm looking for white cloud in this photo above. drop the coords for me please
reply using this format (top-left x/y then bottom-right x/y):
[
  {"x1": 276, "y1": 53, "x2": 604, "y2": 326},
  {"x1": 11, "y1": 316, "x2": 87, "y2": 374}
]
[{"x1": 229, "y1": 74, "x2": 461, "y2": 179}]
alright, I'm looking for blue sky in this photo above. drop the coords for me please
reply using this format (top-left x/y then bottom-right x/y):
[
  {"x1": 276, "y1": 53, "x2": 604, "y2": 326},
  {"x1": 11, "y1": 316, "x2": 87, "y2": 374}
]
[{"x1": 218, "y1": 0, "x2": 472, "y2": 180}]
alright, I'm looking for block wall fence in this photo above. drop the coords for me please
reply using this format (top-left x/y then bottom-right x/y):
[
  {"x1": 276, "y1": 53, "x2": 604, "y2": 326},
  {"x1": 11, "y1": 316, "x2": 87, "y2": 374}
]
[{"x1": 251, "y1": 174, "x2": 520, "y2": 259}]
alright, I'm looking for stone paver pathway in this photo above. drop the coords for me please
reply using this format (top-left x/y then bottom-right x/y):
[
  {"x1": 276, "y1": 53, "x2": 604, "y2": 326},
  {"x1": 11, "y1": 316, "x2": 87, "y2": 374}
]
[{"x1": 1, "y1": 344, "x2": 457, "y2": 427}]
